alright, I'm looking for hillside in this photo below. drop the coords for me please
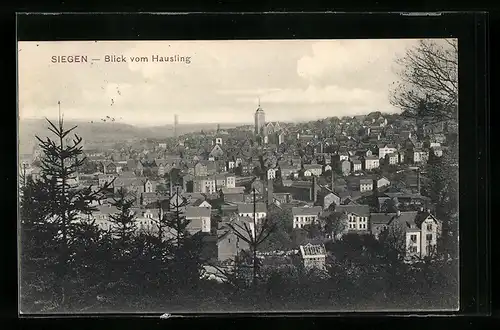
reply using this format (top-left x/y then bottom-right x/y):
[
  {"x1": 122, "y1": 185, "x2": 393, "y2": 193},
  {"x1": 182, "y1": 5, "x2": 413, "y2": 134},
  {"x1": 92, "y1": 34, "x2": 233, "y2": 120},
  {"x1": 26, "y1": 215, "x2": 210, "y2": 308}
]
[{"x1": 18, "y1": 118, "x2": 245, "y2": 154}]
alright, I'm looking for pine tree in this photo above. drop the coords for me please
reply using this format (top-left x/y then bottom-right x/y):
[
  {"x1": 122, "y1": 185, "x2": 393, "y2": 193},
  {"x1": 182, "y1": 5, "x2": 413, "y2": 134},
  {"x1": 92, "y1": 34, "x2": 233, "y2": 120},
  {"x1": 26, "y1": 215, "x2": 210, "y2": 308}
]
[
  {"x1": 30, "y1": 114, "x2": 111, "y2": 308},
  {"x1": 20, "y1": 112, "x2": 112, "y2": 311},
  {"x1": 165, "y1": 187, "x2": 191, "y2": 246},
  {"x1": 19, "y1": 176, "x2": 60, "y2": 312},
  {"x1": 109, "y1": 188, "x2": 137, "y2": 248}
]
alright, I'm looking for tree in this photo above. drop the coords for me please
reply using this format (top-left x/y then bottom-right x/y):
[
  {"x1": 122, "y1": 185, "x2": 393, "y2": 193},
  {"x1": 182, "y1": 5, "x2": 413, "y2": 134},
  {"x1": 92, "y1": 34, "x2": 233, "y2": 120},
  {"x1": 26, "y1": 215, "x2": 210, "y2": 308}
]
[
  {"x1": 222, "y1": 189, "x2": 277, "y2": 287},
  {"x1": 378, "y1": 222, "x2": 408, "y2": 262},
  {"x1": 258, "y1": 206, "x2": 293, "y2": 252},
  {"x1": 380, "y1": 198, "x2": 398, "y2": 213},
  {"x1": 321, "y1": 211, "x2": 348, "y2": 241},
  {"x1": 19, "y1": 176, "x2": 61, "y2": 312},
  {"x1": 165, "y1": 187, "x2": 190, "y2": 246},
  {"x1": 31, "y1": 114, "x2": 111, "y2": 307},
  {"x1": 109, "y1": 188, "x2": 137, "y2": 247},
  {"x1": 390, "y1": 39, "x2": 458, "y2": 125}
]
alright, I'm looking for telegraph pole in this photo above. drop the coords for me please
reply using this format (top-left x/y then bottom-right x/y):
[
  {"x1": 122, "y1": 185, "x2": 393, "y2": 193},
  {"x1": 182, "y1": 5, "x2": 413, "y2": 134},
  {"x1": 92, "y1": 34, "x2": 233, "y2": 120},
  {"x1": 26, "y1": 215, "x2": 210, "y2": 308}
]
[{"x1": 252, "y1": 187, "x2": 257, "y2": 286}]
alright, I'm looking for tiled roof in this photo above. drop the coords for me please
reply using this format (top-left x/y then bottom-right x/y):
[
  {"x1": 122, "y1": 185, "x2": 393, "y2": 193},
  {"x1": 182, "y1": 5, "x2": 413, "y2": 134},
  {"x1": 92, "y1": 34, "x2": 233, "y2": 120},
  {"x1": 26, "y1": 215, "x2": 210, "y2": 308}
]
[
  {"x1": 191, "y1": 198, "x2": 210, "y2": 207},
  {"x1": 359, "y1": 179, "x2": 373, "y2": 184},
  {"x1": 221, "y1": 187, "x2": 245, "y2": 194},
  {"x1": 387, "y1": 211, "x2": 419, "y2": 228},
  {"x1": 335, "y1": 204, "x2": 370, "y2": 217},
  {"x1": 304, "y1": 164, "x2": 322, "y2": 170},
  {"x1": 237, "y1": 203, "x2": 267, "y2": 214},
  {"x1": 184, "y1": 206, "x2": 211, "y2": 218},
  {"x1": 292, "y1": 206, "x2": 322, "y2": 216},
  {"x1": 369, "y1": 212, "x2": 394, "y2": 225}
]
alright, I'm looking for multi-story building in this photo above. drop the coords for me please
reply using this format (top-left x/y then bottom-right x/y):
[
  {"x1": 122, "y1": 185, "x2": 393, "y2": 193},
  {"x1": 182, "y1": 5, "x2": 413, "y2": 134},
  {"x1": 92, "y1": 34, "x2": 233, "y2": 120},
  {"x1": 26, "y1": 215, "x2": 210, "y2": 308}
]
[
  {"x1": 386, "y1": 153, "x2": 399, "y2": 165},
  {"x1": 359, "y1": 179, "x2": 373, "y2": 192},
  {"x1": 364, "y1": 156, "x2": 380, "y2": 170},
  {"x1": 377, "y1": 144, "x2": 397, "y2": 159},
  {"x1": 193, "y1": 176, "x2": 216, "y2": 194},
  {"x1": 303, "y1": 164, "x2": 323, "y2": 177},
  {"x1": 336, "y1": 204, "x2": 370, "y2": 232},
  {"x1": 291, "y1": 206, "x2": 322, "y2": 229},
  {"x1": 371, "y1": 209, "x2": 442, "y2": 260},
  {"x1": 351, "y1": 159, "x2": 362, "y2": 172},
  {"x1": 184, "y1": 206, "x2": 211, "y2": 234},
  {"x1": 254, "y1": 104, "x2": 266, "y2": 136},
  {"x1": 237, "y1": 203, "x2": 267, "y2": 224}
]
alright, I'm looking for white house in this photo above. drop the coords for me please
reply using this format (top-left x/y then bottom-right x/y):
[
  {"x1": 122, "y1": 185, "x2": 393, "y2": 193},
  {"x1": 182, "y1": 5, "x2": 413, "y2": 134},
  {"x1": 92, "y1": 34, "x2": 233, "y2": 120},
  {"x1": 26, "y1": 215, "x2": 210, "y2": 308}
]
[
  {"x1": 291, "y1": 206, "x2": 322, "y2": 229},
  {"x1": 237, "y1": 203, "x2": 267, "y2": 224},
  {"x1": 336, "y1": 205, "x2": 370, "y2": 232},
  {"x1": 359, "y1": 179, "x2": 373, "y2": 192},
  {"x1": 267, "y1": 168, "x2": 278, "y2": 180},
  {"x1": 364, "y1": 156, "x2": 380, "y2": 170},
  {"x1": 386, "y1": 210, "x2": 442, "y2": 260},
  {"x1": 378, "y1": 144, "x2": 397, "y2": 159},
  {"x1": 225, "y1": 174, "x2": 236, "y2": 188},
  {"x1": 339, "y1": 152, "x2": 349, "y2": 161},
  {"x1": 351, "y1": 160, "x2": 362, "y2": 172},
  {"x1": 303, "y1": 164, "x2": 323, "y2": 176},
  {"x1": 184, "y1": 206, "x2": 211, "y2": 234},
  {"x1": 375, "y1": 176, "x2": 391, "y2": 189},
  {"x1": 386, "y1": 153, "x2": 399, "y2": 165}
]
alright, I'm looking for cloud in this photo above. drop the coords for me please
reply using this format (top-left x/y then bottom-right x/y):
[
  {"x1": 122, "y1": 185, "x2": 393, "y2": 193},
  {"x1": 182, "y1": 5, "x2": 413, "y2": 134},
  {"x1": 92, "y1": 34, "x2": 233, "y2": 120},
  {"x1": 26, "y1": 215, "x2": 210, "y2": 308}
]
[
  {"x1": 216, "y1": 88, "x2": 283, "y2": 96},
  {"x1": 18, "y1": 39, "x2": 426, "y2": 125}
]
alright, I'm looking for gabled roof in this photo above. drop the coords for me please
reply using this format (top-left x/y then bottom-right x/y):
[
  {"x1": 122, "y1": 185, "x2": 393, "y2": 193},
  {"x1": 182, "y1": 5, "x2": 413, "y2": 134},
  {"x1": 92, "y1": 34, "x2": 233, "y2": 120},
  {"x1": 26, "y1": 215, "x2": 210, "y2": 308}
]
[
  {"x1": 192, "y1": 198, "x2": 211, "y2": 207},
  {"x1": 237, "y1": 203, "x2": 267, "y2": 214},
  {"x1": 221, "y1": 187, "x2": 245, "y2": 194},
  {"x1": 369, "y1": 212, "x2": 394, "y2": 225},
  {"x1": 184, "y1": 206, "x2": 211, "y2": 218},
  {"x1": 303, "y1": 164, "x2": 322, "y2": 170},
  {"x1": 387, "y1": 211, "x2": 419, "y2": 228},
  {"x1": 335, "y1": 204, "x2": 370, "y2": 217},
  {"x1": 292, "y1": 206, "x2": 322, "y2": 216}
]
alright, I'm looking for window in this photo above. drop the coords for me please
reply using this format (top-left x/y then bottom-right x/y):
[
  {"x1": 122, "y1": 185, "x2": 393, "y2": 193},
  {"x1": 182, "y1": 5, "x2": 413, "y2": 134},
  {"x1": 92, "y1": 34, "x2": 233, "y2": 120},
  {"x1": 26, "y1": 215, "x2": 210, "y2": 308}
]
[
  {"x1": 410, "y1": 234, "x2": 417, "y2": 243},
  {"x1": 409, "y1": 246, "x2": 418, "y2": 253},
  {"x1": 427, "y1": 224, "x2": 433, "y2": 231},
  {"x1": 426, "y1": 234, "x2": 433, "y2": 241}
]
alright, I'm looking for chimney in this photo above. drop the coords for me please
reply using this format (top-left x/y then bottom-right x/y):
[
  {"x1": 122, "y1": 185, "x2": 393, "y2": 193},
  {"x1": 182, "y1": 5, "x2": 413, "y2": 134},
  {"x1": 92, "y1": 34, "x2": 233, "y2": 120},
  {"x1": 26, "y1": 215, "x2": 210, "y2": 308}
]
[
  {"x1": 396, "y1": 210, "x2": 401, "y2": 217},
  {"x1": 420, "y1": 206, "x2": 424, "y2": 212},
  {"x1": 310, "y1": 177, "x2": 315, "y2": 202},
  {"x1": 267, "y1": 178, "x2": 274, "y2": 206},
  {"x1": 417, "y1": 170, "x2": 421, "y2": 195},
  {"x1": 331, "y1": 168, "x2": 335, "y2": 191},
  {"x1": 427, "y1": 208, "x2": 431, "y2": 214}
]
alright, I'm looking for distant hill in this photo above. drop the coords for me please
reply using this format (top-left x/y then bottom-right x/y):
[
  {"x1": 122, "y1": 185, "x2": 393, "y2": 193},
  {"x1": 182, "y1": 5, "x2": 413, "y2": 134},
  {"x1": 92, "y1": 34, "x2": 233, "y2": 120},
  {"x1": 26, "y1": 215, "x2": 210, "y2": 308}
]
[{"x1": 18, "y1": 118, "x2": 246, "y2": 154}]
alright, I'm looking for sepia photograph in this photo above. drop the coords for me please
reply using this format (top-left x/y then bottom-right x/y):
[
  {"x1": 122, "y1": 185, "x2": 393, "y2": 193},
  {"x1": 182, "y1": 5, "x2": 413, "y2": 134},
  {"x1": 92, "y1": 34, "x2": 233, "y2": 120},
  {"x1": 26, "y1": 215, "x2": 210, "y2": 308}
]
[{"x1": 17, "y1": 39, "x2": 459, "y2": 314}]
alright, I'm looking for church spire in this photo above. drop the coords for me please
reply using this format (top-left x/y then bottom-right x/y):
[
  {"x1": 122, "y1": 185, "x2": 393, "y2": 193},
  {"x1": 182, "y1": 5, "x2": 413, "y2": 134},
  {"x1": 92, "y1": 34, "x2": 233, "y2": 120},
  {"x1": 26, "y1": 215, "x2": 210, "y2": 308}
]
[{"x1": 258, "y1": 97, "x2": 260, "y2": 108}]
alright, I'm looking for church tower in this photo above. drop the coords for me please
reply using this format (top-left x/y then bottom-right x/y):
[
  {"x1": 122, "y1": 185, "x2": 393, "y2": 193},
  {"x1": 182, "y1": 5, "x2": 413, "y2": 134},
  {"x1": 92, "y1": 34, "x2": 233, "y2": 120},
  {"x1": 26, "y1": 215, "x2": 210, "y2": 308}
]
[{"x1": 254, "y1": 98, "x2": 266, "y2": 136}]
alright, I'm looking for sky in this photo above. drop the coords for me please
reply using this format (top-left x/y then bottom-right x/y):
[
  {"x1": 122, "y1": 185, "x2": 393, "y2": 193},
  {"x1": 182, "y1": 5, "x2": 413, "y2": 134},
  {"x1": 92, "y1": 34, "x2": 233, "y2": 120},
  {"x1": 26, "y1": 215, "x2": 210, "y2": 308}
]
[{"x1": 18, "y1": 39, "x2": 427, "y2": 126}]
